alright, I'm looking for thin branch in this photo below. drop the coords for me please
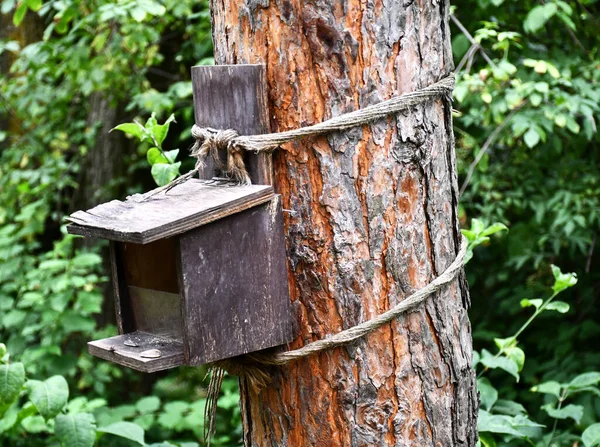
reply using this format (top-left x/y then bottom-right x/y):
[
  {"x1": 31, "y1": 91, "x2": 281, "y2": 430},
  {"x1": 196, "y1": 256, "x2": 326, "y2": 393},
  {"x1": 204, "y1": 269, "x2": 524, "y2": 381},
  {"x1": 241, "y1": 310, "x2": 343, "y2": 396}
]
[
  {"x1": 576, "y1": 0, "x2": 600, "y2": 29},
  {"x1": 456, "y1": 44, "x2": 478, "y2": 73},
  {"x1": 459, "y1": 102, "x2": 527, "y2": 197},
  {"x1": 564, "y1": 25, "x2": 590, "y2": 59},
  {"x1": 450, "y1": 14, "x2": 497, "y2": 69},
  {"x1": 586, "y1": 234, "x2": 596, "y2": 273}
]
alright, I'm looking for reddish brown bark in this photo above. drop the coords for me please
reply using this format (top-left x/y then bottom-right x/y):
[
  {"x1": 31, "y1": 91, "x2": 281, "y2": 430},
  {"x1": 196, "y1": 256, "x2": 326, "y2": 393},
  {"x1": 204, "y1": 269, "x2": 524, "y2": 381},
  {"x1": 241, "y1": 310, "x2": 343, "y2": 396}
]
[{"x1": 209, "y1": 1, "x2": 477, "y2": 445}]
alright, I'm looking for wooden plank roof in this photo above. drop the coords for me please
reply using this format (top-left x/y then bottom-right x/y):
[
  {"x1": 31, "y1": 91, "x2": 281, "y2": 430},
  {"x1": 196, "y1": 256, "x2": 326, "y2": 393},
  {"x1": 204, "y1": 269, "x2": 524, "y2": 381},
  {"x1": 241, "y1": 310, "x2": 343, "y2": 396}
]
[{"x1": 67, "y1": 179, "x2": 273, "y2": 244}]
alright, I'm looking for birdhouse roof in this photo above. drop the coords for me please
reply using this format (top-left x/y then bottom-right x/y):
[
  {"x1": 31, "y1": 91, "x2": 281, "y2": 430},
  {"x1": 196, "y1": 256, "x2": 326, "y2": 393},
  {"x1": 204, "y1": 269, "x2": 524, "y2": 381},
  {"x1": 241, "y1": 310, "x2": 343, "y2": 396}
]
[{"x1": 66, "y1": 179, "x2": 274, "y2": 244}]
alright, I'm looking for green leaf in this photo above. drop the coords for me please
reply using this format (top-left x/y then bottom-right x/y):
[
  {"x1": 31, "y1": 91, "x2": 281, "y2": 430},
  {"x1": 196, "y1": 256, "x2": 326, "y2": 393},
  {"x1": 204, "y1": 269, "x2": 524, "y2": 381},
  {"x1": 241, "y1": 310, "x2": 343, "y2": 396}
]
[
  {"x1": 471, "y1": 218, "x2": 485, "y2": 235},
  {"x1": 0, "y1": 402, "x2": 19, "y2": 433},
  {"x1": 111, "y1": 122, "x2": 146, "y2": 140},
  {"x1": 567, "y1": 372, "x2": 600, "y2": 390},
  {"x1": 523, "y1": 128, "x2": 540, "y2": 148},
  {"x1": 151, "y1": 114, "x2": 175, "y2": 146},
  {"x1": 481, "y1": 223, "x2": 508, "y2": 237},
  {"x1": 130, "y1": 6, "x2": 147, "y2": 22},
  {"x1": 478, "y1": 410, "x2": 543, "y2": 437},
  {"x1": 0, "y1": 363, "x2": 25, "y2": 406},
  {"x1": 479, "y1": 350, "x2": 520, "y2": 381},
  {"x1": 146, "y1": 148, "x2": 169, "y2": 166},
  {"x1": 27, "y1": 0, "x2": 42, "y2": 11},
  {"x1": 13, "y1": 2, "x2": 28, "y2": 26},
  {"x1": 494, "y1": 337, "x2": 516, "y2": 350},
  {"x1": 566, "y1": 116, "x2": 580, "y2": 134},
  {"x1": 582, "y1": 423, "x2": 600, "y2": 447},
  {"x1": 55, "y1": 413, "x2": 96, "y2": 447},
  {"x1": 71, "y1": 253, "x2": 102, "y2": 268},
  {"x1": 27, "y1": 376, "x2": 69, "y2": 420},
  {"x1": 135, "y1": 396, "x2": 160, "y2": 414},
  {"x1": 139, "y1": 0, "x2": 166, "y2": 16},
  {"x1": 21, "y1": 415, "x2": 48, "y2": 433},
  {"x1": 545, "y1": 301, "x2": 570, "y2": 313},
  {"x1": 531, "y1": 380, "x2": 561, "y2": 399},
  {"x1": 520, "y1": 298, "x2": 543, "y2": 310},
  {"x1": 555, "y1": 114, "x2": 567, "y2": 128},
  {"x1": 98, "y1": 421, "x2": 145, "y2": 445},
  {"x1": 524, "y1": 3, "x2": 557, "y2": 33},
  {"x1": 551, "y1": 265, "x2": 578, "y2": 293},
  {"x1": 151, "y1": 162, "x2": 181, "y2": 187},
  {"x1": 543, "y1": 404, "x2": 583, "y2": 423},
  {"x1": 60, "y1": 312, "x2": 96, "y2": 334},
  {"x1": 39, "y1": 259, "x2": 69, "y2": 271},
  {"x1": 479, "y1": 432, "x2": 496, "y2": 447},
  {"x1": 505, "y1": 346, "x2": 525, "y2": 372},
  {"x1": 2, "y1": 310, "x2": 26, "y2": 328},
  {"x1": 493, "y1": 399, "x2": 527, "y2": 416},
  {"x1": 163, "y1": 149, "x2": 179, "y2": 164},
  {"x1": 477, "y1": 378, "x2": 498, "y2": 411}
]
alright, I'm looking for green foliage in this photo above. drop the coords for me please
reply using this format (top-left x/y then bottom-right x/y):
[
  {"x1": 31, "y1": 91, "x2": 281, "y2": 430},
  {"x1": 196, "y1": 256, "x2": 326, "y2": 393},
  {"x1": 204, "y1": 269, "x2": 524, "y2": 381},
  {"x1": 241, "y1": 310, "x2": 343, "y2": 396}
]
[
  {"x1": 467, "y1": 222, "x2": 597, "y2": 446},
  {"x1": 453, "y1": 1, "x2": 600, "y2": 445},
  {"x1": 112, "y1": 114, "x2": 181, "y2": 186},
  {"x1": 0, "y1": 0, "x2": 239, "y2": 445}
]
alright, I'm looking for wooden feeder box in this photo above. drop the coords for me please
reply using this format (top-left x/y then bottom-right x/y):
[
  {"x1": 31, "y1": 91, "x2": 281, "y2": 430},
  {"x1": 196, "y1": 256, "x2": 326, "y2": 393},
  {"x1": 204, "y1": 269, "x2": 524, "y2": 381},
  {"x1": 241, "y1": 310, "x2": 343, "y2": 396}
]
[{"x1": 66, "y1": 179, "x2": 293, "y2": 372}]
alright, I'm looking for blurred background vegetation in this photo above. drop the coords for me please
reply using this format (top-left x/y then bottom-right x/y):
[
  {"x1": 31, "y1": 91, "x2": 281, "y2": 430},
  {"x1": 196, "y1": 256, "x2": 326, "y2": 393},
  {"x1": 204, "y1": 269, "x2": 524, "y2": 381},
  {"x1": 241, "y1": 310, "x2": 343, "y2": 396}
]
[{"x1": 0, "y1": 0, "x2": 598, "y2": 445}]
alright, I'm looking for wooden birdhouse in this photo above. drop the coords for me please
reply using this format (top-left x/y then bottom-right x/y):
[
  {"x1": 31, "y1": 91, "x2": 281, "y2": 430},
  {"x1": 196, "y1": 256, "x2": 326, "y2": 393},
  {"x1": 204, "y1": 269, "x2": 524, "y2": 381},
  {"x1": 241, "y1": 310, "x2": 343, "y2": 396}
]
[{"x1": 66, "y1": 179, "x2": 293, "y2": 372}]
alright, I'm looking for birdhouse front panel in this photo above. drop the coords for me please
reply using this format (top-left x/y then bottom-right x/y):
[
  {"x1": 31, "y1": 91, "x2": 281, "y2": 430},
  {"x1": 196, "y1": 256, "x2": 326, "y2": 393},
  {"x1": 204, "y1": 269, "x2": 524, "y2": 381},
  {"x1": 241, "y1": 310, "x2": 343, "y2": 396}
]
[
  {"x1": 67, "y1": 179, "x2": 294, "y2": 372},
  {"x1": 179, "y1": 196, "x2": 291, "y2": 365}
]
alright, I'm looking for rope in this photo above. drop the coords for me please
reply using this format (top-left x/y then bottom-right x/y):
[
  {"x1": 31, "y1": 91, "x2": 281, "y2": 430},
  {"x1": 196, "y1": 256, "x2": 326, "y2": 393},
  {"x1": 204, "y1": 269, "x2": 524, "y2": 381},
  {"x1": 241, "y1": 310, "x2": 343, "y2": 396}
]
[
  {"x1": 203, "y1": 234, "x2": 467, "y2": 443},
  {"x1": 180, "y1": 74, "x2": 454, "y2": 186}
]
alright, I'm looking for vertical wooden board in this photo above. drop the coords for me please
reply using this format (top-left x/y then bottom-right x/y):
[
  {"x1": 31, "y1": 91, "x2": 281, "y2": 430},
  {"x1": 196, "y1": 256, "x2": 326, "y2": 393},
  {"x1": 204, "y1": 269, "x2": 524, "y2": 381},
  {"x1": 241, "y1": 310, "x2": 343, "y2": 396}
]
[
  {"x1": 191, "y1": 64, "x2": 272, "y2": 184},
  {"x1": 111, "y1": 242, "x2": 135, "y2": 334},
  {"x1": 178, "y1": 196, "x2": 292, "y2": 364}
]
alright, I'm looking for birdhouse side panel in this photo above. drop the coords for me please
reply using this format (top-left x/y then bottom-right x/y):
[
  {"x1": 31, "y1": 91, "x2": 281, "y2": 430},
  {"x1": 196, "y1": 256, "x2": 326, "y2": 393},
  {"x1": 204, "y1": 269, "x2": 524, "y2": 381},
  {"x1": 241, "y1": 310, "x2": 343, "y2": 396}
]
[{"x1": 178, "y1": 195, "x2": 293, "y2": 365}]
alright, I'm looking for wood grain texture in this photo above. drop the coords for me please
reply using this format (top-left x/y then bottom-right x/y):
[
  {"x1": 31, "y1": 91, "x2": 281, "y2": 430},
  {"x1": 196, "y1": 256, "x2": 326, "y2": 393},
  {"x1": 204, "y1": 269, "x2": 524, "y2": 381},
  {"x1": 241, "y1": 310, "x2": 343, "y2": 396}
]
[
  {"x1": 111, "y1": 241, "x2": 135, "y2": 334},
  {"x1": 66, "y1": 180, "x2": 273, "y2": 244},
  {"x1": 192, "y1": 65, "x2": 273, "y2": 184},
  {"x1": 121, "y1": 239, "x2": 179, "y2": 293},
  {"x1": 209, "y1": 1, "x2": 477, "y2": 446},
  {"x1": 88, "y1": 331, "x2": 184, "y2": 373},
  {"x1": 178, "y1": 195, "x2": 293, "y2": 365}
]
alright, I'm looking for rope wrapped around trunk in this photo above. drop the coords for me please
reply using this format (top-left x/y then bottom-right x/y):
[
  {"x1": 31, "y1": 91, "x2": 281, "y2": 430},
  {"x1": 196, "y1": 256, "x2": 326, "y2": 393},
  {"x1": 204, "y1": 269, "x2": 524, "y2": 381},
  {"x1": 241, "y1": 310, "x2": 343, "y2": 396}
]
[
  {"x1": 204, "y1": 235, "x2": 467, "y2": 444},
  {"x1": 175, "y1": 73, "x2": 454, "y2": 187}
]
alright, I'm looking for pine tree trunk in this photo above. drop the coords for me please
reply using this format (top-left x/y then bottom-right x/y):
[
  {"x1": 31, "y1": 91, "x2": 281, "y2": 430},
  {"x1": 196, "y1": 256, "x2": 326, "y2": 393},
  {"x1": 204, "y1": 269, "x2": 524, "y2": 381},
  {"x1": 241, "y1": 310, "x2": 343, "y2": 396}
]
[{"x1": 209, "y1": 1, "x2": 477, "y2": 445}]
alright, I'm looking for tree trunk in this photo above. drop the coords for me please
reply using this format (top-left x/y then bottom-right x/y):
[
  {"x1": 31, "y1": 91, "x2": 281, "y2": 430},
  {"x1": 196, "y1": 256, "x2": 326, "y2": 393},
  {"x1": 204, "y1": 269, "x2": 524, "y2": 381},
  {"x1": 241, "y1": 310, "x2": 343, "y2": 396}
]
[
  {"x1": 209, "y1": 1, "x2": 477, "y2": 445},
  {"x1": 0, "y1": 9, "x2": 43, "y2": 136}
]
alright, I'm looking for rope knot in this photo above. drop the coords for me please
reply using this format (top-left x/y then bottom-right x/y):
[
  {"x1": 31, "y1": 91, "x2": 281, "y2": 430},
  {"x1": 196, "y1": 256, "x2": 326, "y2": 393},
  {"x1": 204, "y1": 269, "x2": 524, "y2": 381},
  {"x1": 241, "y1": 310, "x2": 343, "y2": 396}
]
[{"x1": 190, "y1": 125, "x2": 251, "y2": 184}]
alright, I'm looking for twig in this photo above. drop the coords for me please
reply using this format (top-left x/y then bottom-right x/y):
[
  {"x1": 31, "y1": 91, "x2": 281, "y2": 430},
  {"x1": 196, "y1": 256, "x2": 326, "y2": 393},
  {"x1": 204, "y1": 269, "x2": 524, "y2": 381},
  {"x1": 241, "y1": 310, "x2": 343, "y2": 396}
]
[
  {"x1": 586, "y1": 234, "x2": 596, "y2": 273},
  {"x1": 456, "y1": 44, "x2": 478, "y2": 73},
  {"x1": 450, "y1": 14, "x2": 497, "y2": 69},
  {"x1": 564, "y1": 25, "x2": 590, "y2": 59},
  {"x1": 576, "y1": 0, "x2": 600, "y2": 29},
  {"x1": 459, "y1": 102, "x2": 526, "y2": 197}
]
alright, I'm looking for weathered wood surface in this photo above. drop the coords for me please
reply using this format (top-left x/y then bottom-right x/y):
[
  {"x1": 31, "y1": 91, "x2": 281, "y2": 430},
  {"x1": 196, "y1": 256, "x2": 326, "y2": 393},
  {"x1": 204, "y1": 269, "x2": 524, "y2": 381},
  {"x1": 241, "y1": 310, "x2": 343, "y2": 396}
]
[
  {"x1": 210, "y1": 1, "x2": 477, "y2": 446},
  {"x1": 109, "y1": 241, "x2": 133, "y2": 334},
  {"x1": 178, "y1": 195, "x2": 293, "y2": 365},
  {"x1": 66, "y1": 180, "x2": 273, "y2": 244},
  {"x1": 192, "y1": 64, "x2": 272, "y2": 184},
  {"x1": 88, "y1": 331, "x2": 184, "y2": 373},
  {"x1": 128, "y1": 286, "x2": 183, "y2": 341},
  {"x1": 120, "y1": 239, "x2": 179, "y2": 293}
]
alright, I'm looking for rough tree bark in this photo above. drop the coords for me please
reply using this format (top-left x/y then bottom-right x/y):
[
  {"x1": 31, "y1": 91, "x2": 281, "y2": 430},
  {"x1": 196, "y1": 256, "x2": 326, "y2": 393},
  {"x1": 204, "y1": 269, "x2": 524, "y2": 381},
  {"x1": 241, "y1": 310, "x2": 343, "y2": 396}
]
[{"x1": 209, "y1": 1, "x2": 477, "y2": 445}]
